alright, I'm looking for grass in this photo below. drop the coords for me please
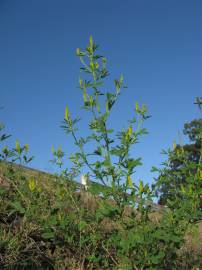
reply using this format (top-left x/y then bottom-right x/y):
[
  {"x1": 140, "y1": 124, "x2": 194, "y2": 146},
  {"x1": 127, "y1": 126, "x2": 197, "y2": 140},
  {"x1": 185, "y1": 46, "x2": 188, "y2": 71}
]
[{"x1": 0, "y1": 161, "x2": 201, "y2": 269}]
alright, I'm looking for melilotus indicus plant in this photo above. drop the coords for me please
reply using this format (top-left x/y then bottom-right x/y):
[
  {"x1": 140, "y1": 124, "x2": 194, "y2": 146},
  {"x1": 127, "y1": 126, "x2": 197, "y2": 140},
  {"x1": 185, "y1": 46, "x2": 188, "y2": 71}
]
[
  {"x1": 0, "y1": 139, "x2": 33, "y2": 164},
  {"x1": 60, "y1": 37, "x2": 193, "y2": 269},
  {"x1": 50, "y1": 145, "x2": 65, "y2": 169},
  {"x1": 0, "y1": 120, "x2": 33, "y2": 165},
  {"x1": 0, "y1": 122, "x2": 13, "y2": 161},
  {"x1": 61, "y1": 36, "x2": 151, "y2": 206}
]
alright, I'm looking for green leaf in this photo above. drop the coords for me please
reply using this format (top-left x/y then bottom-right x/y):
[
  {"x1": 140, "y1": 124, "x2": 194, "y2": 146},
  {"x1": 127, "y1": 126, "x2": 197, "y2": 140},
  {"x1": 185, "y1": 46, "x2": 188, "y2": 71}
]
[
  {"x1": 106, "y1": 129, "x2": 114, "y2": 134},
  {"x1": 150, "y1": 251, "x2": 165, "y2": 264},
  {"x1": 78, "y1": 220, "x2": 87, "y2": 231},
  {"x1": 76, "y1": 48, "x2": 85, "y2": 56},
  {"x1": 127, "y1": 158, "x2": 142, "y2": 171},
  {"x1": 0, "y1": 134, "x2": 11, "y2": 142},
  {"x1": 10, "y1": 201, "x2": 25, "y2": 214},
  {"x1": 151, "y1": 166, "x2": 159, "y2": 172},
  {"x1": 0, "y1": 187, "x2": 6, "y2": 195},
  {"x1": 103, "y1": 155, "x2": 111, "y2": 167},
  {"x1": 94, "y1": 147, "x2": 102, "y2": 156},
  {"x1": 110, "y1": 146, "x2": 124, "y2": 156},
  {"x1": 41, "y1": 232, "x2": 55, "y2": 239},
  {"x1": 106, "y1": 101, "x2": 109, "y2": 114}
]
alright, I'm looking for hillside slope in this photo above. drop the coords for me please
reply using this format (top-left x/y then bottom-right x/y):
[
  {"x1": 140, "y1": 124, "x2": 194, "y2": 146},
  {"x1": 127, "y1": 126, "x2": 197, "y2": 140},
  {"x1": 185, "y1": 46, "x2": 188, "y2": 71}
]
[{"x1": 0, "y1": 161, "x2": 201, "y2": 269}]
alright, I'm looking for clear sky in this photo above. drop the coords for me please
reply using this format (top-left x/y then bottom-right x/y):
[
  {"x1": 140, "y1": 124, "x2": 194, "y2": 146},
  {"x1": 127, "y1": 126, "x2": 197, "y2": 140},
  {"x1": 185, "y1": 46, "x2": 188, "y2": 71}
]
[{"x1": 0, "y1": 0, "x2": 201, "y2": 186}]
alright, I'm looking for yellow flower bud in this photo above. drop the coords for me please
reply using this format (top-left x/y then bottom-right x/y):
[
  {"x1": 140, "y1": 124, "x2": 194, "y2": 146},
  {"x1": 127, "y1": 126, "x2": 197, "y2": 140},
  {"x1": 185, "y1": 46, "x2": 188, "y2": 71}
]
[
  {"x1": 79, "y1": 78, "x2": 83, "y2": 87},
  {"x1": 76, "y1": 48, "x2": 81, "y2": 56},
  {"x1": 83, "y1": 90, "x2": 88, "y2": 103},
  {"x1": 139, "y1": 180, "x2": 144, "y2": 193},
  {"x1": 128, "y1": 126, "x2": 133, "y2": 137},
  {"x1": 126, "y1": 175, "x2": 133, "y2": 188},
  {"x1": 90, "y1": 61, "x2": 94, "y2": 70},
  {"x1": 15, "y1": 140, "x2": 20, "y2": 152},
  {"x1": 125, "y1": 126, "x2": 133, "y2": 140},
  {"x1": 24, "y1": 144, "x2": 29, "y2": 151},
  {"x1": 95, "y1": 62, "x2": 99, "y2": 69},
  {"x1": 28, "y1": 177, "x2": 36, "y2": 192},
  {"x1": 89, "y1": 35, "x2": 93, "y2": 48},
  {"x1": 173, "y1": 141, "x2": 177, "y2": 150},
  {"x1": 65, "y1": 106, "x2": 69, "y2": 121}
]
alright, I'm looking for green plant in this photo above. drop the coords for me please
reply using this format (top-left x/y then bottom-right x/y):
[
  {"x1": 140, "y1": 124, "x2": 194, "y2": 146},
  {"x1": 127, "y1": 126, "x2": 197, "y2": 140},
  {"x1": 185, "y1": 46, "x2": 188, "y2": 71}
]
[
  {"x1": 0, "y1": 121, "x2": 13, "y2": 161},
  {"x1": 62, "y1": 36, "x2": 150, "y2": 201},
  {"x1": 153, "y1": 101, "x2": 202, "y2": 222},
  {"x1": 0, "y1": 120, "x2": 33, "y2": 165},
  {"x1": 50, "y1": 145, "x2": 65, "y2": 169},
  {"x1": 59, "y1": 36, "x2": 197, "y2": 269}
]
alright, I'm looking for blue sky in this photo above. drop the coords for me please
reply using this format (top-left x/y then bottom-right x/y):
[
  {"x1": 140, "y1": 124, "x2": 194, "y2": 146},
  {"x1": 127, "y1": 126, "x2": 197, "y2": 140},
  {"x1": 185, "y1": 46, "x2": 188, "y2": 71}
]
[{"x1": 0, "y1": 0, "x2": 201, "y2": 186}]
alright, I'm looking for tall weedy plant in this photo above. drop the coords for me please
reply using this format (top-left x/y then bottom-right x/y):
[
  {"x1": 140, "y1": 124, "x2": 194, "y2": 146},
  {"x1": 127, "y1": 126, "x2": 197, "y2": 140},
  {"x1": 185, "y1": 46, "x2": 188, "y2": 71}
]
[
  {"x1": 61, "y1": 36, "x2": 151, "y2": 207},
  {"x1": 59, "y1": 37, "x2": 201, "y2": 269}
]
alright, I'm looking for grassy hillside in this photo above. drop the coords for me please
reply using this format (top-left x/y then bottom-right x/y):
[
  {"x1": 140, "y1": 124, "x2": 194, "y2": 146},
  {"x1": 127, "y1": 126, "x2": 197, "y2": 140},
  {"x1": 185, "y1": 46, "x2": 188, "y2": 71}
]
[{"x1": 0, "y1": 161, "x2": 201, "y2": 269}]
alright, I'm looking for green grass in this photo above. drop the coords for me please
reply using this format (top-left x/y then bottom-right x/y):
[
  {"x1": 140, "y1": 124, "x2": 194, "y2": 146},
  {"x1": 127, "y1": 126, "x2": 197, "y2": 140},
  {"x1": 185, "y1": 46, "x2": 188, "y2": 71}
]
[{"x1": 0, "y1": 161, "x2": 201, "y2": 269}]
